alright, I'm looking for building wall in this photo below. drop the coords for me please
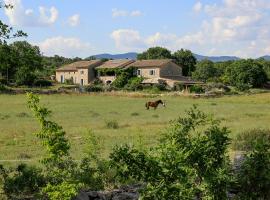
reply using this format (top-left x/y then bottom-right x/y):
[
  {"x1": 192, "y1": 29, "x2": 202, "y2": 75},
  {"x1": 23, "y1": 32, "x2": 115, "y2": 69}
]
[
  {"x1": 56, "y1": 71, "x2": 78, "y2": 84},
  {"x1": 137, "y1": 67, "x2": 160, "y2": 79},
  {"x1": 160, "y1": 62, "x2": 182, "y2": 77},
  {"x1": 56, "y1": 69, "x2": 89, "y2": 86},
  {"x1": 77, "y1": 68, "x2": 89, "y2": 85}
]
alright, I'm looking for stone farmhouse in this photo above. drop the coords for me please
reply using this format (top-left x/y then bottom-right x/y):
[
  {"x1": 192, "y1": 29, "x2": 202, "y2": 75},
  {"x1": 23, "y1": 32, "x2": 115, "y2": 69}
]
[
  {"x1": 55, "y1": 59, "x2": 197, "y2": 87},
  {"x1": 95, "y1": 59, "x2": 134, "y2": 85},
  {"x1": 55, "y1": 60, "x2": 102, "y2": 85}
]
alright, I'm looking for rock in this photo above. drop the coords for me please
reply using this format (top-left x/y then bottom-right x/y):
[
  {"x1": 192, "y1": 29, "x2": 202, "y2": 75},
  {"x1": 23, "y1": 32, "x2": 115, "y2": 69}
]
[{"x1": 74, "y1": 185, "x2": 142, "y2": 200}]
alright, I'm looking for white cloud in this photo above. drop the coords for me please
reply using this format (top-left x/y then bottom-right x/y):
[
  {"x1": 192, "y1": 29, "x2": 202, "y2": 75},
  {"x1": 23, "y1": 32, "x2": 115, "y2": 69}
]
[
  {"x1": 4, "y1": 0, "x2": 58, "y2": 26},
  {"x1": 112, "y1": 8, "x2": 143, "y2": 18},
  {"x1": 108, "y1": 0, "x2": 270, "y2": 57},
  {"x1": 130, "y1": 10, "x2": 142, "y2": 17},
  {"x1": 110, "y1": 29, "x2": 204, "y2": 52},
  {"x1": 37, "y1": 36, "x2": 93, "y2": 58},
  {"x1": 110, "y1": 29, "x2": 146, "y2": 51},
  {"x1": 193, "y1": 2, "x2": 202, "y2": 12},
  {"x1": 68, "y1": 14, "x2": 80, "y2": 27}
]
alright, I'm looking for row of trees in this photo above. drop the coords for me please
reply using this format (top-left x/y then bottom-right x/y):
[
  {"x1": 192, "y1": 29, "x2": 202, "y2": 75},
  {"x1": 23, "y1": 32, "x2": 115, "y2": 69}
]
[
  {"x1": 0, "y1": 41, "x2": 84, "y2": 86},
  {"x1": 193, "y1": 59, "x2": 269, "y2": 90},
  {"x1": 137, "y1": 47, "x2": 270, "y2": 90}
]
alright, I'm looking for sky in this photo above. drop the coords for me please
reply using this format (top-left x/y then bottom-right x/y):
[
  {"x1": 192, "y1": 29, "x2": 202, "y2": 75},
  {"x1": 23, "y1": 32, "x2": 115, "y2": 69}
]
[{"x1": 1, "y1": 0, "x2": 270, "y2": 58}]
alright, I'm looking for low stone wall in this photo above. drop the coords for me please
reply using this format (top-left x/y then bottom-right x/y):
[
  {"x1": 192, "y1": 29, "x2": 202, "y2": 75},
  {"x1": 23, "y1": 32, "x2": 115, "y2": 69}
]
[{"x1": 74, "y1": 184, "x2": 141, "y2": 200}]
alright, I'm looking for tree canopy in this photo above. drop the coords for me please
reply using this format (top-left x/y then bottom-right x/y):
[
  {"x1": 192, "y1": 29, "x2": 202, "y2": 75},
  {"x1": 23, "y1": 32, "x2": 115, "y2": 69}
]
[
  {"x1": 172, "y1": 49, "x2": 197, "y2": 76},
  {"x1": 192, "y1": 59, "x2": 217, "y2": 82},
  {"x1": 0, "y1": 41, "x2": 43, "y2": 85},
  {"x1": 224, "y1": 59, "x2": 267, "y2": 89},
  {"x1": 137, "y1": 47, "x2": 172, "y2": 60}
]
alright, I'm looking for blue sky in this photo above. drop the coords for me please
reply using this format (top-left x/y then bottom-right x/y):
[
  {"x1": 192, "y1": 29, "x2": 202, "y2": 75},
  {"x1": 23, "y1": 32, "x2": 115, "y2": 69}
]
[{"x1": 1, "y1": 0, "x2": 270, "y2": 58}]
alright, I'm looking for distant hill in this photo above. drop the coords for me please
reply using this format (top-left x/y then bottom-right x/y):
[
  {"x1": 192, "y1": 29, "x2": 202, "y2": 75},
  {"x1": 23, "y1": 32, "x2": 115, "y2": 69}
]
[
  {"x1": 91, "y1": 52, "x2": 270, "y2": 62},
  {"x1": 259, "y1": 55, "x2": 270, "y2": 61},
  {"x1": 92, "y1": 52, "x2": 137, "y2": 60},
  {"x1": 193, "y1": 54, "x2": 240, "y2": 62}
]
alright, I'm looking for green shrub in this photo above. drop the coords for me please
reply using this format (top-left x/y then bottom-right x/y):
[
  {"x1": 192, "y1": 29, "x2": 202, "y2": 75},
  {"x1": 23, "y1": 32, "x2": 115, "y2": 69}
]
[
  {"x1": 232, "y1": 129, "x2": 270, "y2": 151},
  {"x1": 235, "y1": 138, "x2": 270, "y2": 199},
  {"x1": 0, "y1": 164, "x2": 45, "y2": 199},
  {"x1": 0, "y1": 83, "x2": 7, "y2": 92},
  {"x1": 33, "y1": 79, "x2": 52, "y2": 87},
  {"x1": 105, "y1": 120, "x2": 119, "y2": 129},
  {"x1": 64, "y1": 78, "x2": 74, "y2": 85},
  {"x1": 85, "y1": 84, "x2": 104, "y2": 92},
  {"x1": 110, "y1": 106, "x2": 231, "y2": 199},
  {"x1": 42, "y1": 181, "x2": 81, "y2": 200},
  {"x1": 112, "y1": 72, "x2": 131, "y2": 88},
  {"x1": 0, "y1": 78, "x2": 8, "y2": 85},
  {"x1": 25, "y1": 94, "x2": 109, "y2": 199},
  {"x1": 125, "y1": 77, "x2": 143, "y2": 91},
  {"x1": 15, "y1": 67, "x2": 37, "y2": 86},
  {"x1": 190, "y1": 85, "x2": 205, "y2": 93},
  {"x1": 173, "y1": 83, "x2": 185, "y2": 91}
]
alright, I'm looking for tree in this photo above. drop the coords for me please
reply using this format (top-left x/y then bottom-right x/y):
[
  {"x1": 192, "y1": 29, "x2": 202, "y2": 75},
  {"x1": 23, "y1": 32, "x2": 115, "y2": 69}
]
[
  {"x1": 0, "y1": 2, "x2": 27, "y2": 83},
  {"x1": 257, "y1": 58, "x2": 270, "y2": 80},
  {"x1": 137, "y1": 47, "x2": 172, "y2": 60},
  {"x1": 173, "y1": 49, "x2": 197, "y2": 76},
  {"x1": 192, "y1": 59, "x2": 217, "y2": 82},
  {"x1": 111, "y1": 106, "x2": 231, "y2": 199},
  {"x1": 225, "y1": 59, "x2": 267, "y2": 89},
  {"x1": 0, "y1": 43, "x2": 14, "y2": 82},
  {"x1": 10, "y1": 41, "x2": 43, "y2": 85}
]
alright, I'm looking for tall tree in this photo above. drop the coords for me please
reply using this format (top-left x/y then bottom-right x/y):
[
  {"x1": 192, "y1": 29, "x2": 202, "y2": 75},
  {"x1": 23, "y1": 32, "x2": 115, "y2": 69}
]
[
  {"x1": 137, "y1": 47, "x2": 172, "y2": 60},
  {"x1": 192, "y1": 59, "x2": 217, "y2": 82},
  {"x1": 10, "y1": 41, "x2": 43, "y2": 85},
  {"x1": 225, "y1": 59, "x2": 267, "y2": 89},
  {"x1": 0, "y1": 1, "x2": 27, "y2": 83},
  {"x1": 173, "y1": 49, "x2": 197, "y2": 76}
]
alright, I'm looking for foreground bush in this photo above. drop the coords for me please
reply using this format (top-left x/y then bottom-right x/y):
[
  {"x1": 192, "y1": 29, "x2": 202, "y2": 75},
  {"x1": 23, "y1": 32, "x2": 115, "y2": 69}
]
[
  {"x1": 0, "y1": 164, "x2": 45, "y2": 199},
  {"x1": 111, "y1": 105, "x2": 232, "y2": 199},
  {"x1": 0, "y1": 94, "x2": 110, "y2": 200},
  {"x1": 235, "y1": 137, "x2": 270, "y2": 199}
]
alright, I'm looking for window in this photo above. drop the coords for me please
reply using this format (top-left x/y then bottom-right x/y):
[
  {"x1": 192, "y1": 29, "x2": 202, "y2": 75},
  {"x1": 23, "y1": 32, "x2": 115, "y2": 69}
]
[
  {"x1": 149, "y1": 69, "x2": 155, "y2": 75},
  {"x1": 137, "y1": 69, "x2": 141, "y2": 76},
  {"x1": 80, "y1": 70, "x2": 84, "y2": 74},
  {"x1": 60, "y1": 75, "x2": 64, "y2": 83},
  {"x1": 81, "y1": 79, "x2": 84, "y2": 85}
]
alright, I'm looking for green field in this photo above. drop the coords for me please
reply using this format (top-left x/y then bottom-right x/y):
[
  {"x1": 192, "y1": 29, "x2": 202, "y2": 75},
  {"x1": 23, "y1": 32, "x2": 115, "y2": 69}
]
[{"x1": 0, "y1": 93, "x2": 270, "y2": 164}]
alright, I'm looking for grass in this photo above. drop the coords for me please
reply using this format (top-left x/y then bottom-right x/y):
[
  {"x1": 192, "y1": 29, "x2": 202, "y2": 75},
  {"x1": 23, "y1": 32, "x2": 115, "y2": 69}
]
[{"x1": 0, "y1": 92, "x2": 270, "y2": 164}]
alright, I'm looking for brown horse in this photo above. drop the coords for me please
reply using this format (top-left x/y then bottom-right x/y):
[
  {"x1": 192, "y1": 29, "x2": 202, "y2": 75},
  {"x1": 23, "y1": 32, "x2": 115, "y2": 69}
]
[{"x1": 145, "y1": 100, "x2": 166, "y2": 110}]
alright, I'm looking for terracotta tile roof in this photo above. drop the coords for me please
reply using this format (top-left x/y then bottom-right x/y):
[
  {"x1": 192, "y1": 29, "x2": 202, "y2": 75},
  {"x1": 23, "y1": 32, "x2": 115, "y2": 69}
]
[
  {"x1": 96, "y1": 59, "x2": 135, "y2": 69},
  {"x1": 56, "y1": 60, "x2": 102, "y2": 72},
  {"x1": 126, "y1": 59, "x2": 174, "y2": 68}
]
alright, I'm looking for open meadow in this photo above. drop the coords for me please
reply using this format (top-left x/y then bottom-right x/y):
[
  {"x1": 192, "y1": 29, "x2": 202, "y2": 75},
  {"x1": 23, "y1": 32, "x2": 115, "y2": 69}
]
[{"x1": 0, "y1": 92, "x2": 270, "y2": 164}]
